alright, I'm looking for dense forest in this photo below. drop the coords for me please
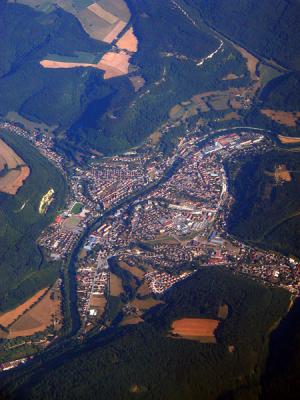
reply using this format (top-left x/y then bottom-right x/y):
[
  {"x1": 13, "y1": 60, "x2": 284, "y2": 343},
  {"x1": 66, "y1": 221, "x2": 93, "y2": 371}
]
[
  {"x1": 182, "y1": 0, "x2": 300, "y2": 70},
  {"x1": 227, "y1": 150, "x2": 300, "y2": 258},
  {"x1": 0, "y1": 267, "x2": 290, "y2": 399},
  {"x1": 0, "y1": 131, "x2": 66, "y2": 311}
]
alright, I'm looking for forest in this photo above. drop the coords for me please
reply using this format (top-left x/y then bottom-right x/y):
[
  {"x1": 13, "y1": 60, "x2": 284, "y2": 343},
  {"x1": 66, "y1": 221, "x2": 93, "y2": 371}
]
[
  {"x1": 0, "y1": 267, "x2": 290, "y2": 399},
  {"x1": 0, "y1": 131, "x2": 66, "y2": 312},
  {"x1": 227, "y1": 150, "x2": 300, "y2": 259},
  {"x1": 182, "y1": 0, "x2": 300, "y2": 70}
]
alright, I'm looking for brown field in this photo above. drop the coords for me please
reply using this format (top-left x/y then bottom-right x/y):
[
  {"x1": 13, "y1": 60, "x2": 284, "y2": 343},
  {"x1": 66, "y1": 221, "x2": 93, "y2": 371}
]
[
  {"x1": 8, "y1": 284, "x2": 62, "y2": 338},
  {"x1": 148, "y1": 131, "x2": 162, "y2": 145},
  {"x1": 116, "y1": 27, "x2": 138, "y2": 52},
  {"x1": 87, "y1": 3, "x2": 119, "y2": 24},
  {"x1": 120, "y1": 315, "x2": 143, "y2": 326},
  {"x1": 171, "y1": 318, "x2": 220, "y2": 342},
  {"x1": 103, "y1": 20, "x2": 127, "y2": 43},
  {"x1": 119, "y1": 261, "x2": 145, "y2": 279},
  {"x1": 131, "y1": 298, "x2": 164, "y2": 311},
  {"x1": 218, "y1": 304, "x2": 229, "y2": 320},
  {"x1": 41, "y1": 50, "x2": 130, "y2": 80},
  {"x1": 222, "y1": 112, "x2": 241, "y2": 121},
  {"x1": 169, "y1": 104, "x2": 183, "y2": 119},
  {"x1": 278, "y1": 134, "x2": 300, "y2": 144},
  {"x1": 0, "y1": 288, "x2": 47, "y2": 328},
  {"x1": 0, "y1": 166, "x2": 30, "y2": 195},
  {"x1": 137, "y1": 281, "x2": 151, "y2": 296},
  {"x1": 110, "y1": 272, "x2": 124, "y2": 296},
  {"x1": 129, "y1": 75, "x2": 145, "y2": 92},
  {"x1": 275, "y1": 164, "x2": 292, "y2": 182},
  {"x1": 262, "y1": 109, "x2": 300, "y2": 128},
  {"x1": 0, "y1": 138, "x2": 24, "y2": 169}
]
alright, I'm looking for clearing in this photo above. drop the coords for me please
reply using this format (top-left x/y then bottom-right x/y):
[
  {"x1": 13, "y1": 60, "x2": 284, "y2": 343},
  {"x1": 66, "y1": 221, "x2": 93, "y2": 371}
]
[
  {"x1": 274, "y1": 164, "x2": 292, "y2": 183},
  {"x1": 116, "y1": 27, "x2": 138, "y2": 52},
  {"x1": 40, "y1": 50, "x2": 130, "y2": 80},
  {"x1": 278, "y1": 135, "x2": 300, "y2": 144},
  {"x1": 171, "y1": 318, "x2": 220, "y2": 343},
  {"x1": 110, "y1": 272, "x2": 124, "y2": 296},
  {"x1": 0, "y1": 138, "x2": 30, "y2": 195},
  {"x1": 0, "y1": 288, "x2": 47, "y2": 328},
  {"x1": 261, "y1": 109, "x2": 300, "y2": 128},
  {"x1": 119, "y1": 261, "x2": 145, "y2": 280},
  {"x1": 8, "y1": 282, "x2": 63, "y2": 338}
]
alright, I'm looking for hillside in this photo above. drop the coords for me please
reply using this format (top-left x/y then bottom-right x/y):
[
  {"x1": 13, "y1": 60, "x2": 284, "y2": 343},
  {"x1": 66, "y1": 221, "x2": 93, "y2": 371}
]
[
  {"x1": 227, "y1": 150, "x2": 300, "y2": 259},
  {"x1": 182, "y1": 0, "x2": 300, "y2": 70},
  {"x1": 0, "y1": 130, "x2": 66, "y2": 312},
  {"x1": 0, "y1": 0, "x2": 250, "y2": 156},
  {"x1": 0, "y1": 267, "x2": 290, "y2": 399}
]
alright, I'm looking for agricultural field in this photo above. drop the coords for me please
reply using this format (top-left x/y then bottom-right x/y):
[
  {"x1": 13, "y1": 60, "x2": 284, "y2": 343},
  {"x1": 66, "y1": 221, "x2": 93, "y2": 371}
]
[
  {"x1": 0, "y1": 138, "x2": 30, "y2": 195},
  {"x1": 171, "y1": 318, "x2": 220, "y2": 343},
  {"x1": 118, "y1": 260, "x2": 145, "y2": 280},
  {"x1": 10, "y1": 0, "x2": 130, "y2": 43},
  {"x1": 278, "y1": 135, "x2": 300, "y2": 144},
  {"x1": 261, "y1": 109, "x2": 300, "y2": 128},
  {"x1": 109, "y1": 272, "x2": 124, "y2": 296},
  {"x1": 0, "y1": 288, "x2": 47, "y2": 329},
  {"x1": 40, "y1": 49, "x2": 132, "y2": 80},
  {"x1": 7, "y1": 281, "x2": 63, "y2": 338}
]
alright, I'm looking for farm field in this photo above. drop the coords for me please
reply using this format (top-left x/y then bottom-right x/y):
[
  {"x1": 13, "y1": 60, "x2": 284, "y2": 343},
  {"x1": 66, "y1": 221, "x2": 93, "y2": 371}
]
[
  {"x1": 11, "y1": 0, "x2": 130, "y2": 44},
  {"x1": 116, "y1": 27, "x2": 138, "y2": 52},
  {"x1": 171, "y1": 318, "x2": 220, "y2": 343},
  {"x1": 261, "y1": 109, "x2": 300, "y2": 127},
  {"x1": 0, "y1": 138, "x2": 31, "y2": 195},
  {"x1": 0, "y1": 288, "x2": 47, "y2": 328},
  {"x1": 278, "y1": 135, "x2": 300, "y2": 144},
  {"x1": 109, "y1": 272, "x2": 124, "y2": 296},
  {"x1": 118, "y1": 261, "x2": 145, "y2": 279},
  {"x1": 40, "y1": 50, "x2": 131, "y2": 79},
  {"x1": 131, "y1": 298, "x2": 164, "y2": 311},
  {"x1": 8, "y1": 282, "x2": 63, "y2": 338}
]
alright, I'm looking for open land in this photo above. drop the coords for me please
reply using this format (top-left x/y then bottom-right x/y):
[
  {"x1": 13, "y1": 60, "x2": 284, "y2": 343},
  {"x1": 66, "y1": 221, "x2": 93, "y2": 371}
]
[
  {"x1": 8, "y1": 282, "x2": 62, "y2": 338},
  {"x1": 0, "y1": 288, "x2": 47, "y2": 328},
  {"x1": 278, "y1": 135, "x2": 300, "y2": 144},
  {"x1": 11, "y1": 0, "x2": 130, "y2": 44},
  {"x1": 171, "y1": 318, "x2": 220, "y2": 342},
  {"x1": 40, "y1": 51, "x2": 130, "y2": 79},
  {"x1": 109, "y1": 272, "x2": 124, "y2": 296},
  {"x1": 0, "y1": 138, "x2": 30, "y2": 195},
  {"x1": 116, "y1": 27, "x2": 138, "y2": 52},
  {"x1": 274, "y1": 164, "x2": 292, "y2": 183},
  {"x1": 118, "y1": 261, "x2": 145, "y2": 280},
  {"x1": 262, "y1": 110, "x2": 300, "y2": 128}
]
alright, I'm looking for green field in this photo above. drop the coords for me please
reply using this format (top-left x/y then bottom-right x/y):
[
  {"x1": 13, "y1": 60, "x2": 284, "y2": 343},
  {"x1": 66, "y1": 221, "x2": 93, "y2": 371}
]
[{"x1": 0, "y1": 130, "x2": 67, "y2": 312}]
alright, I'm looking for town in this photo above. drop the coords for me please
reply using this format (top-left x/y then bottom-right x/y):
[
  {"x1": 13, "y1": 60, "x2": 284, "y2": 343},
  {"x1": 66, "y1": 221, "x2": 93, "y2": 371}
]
[{"x1": 2, "y1": 120, "x2": 300, "y2": 337}]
